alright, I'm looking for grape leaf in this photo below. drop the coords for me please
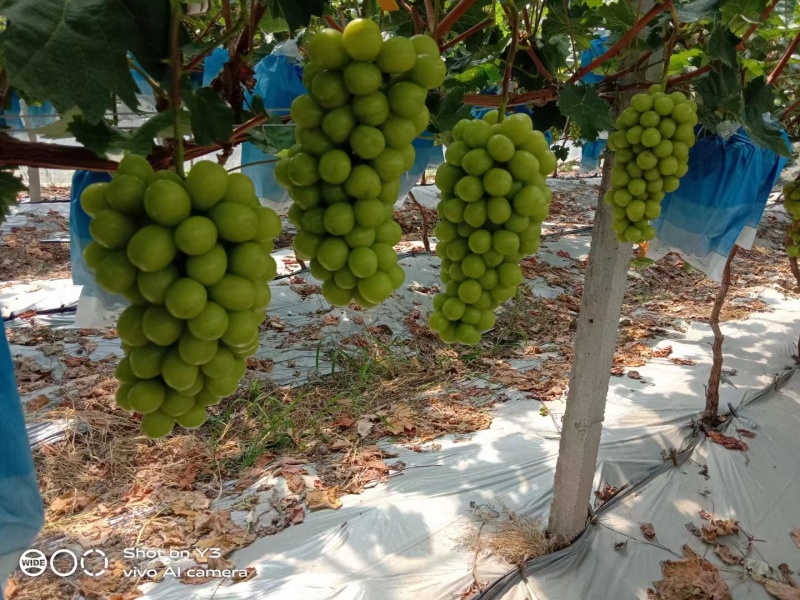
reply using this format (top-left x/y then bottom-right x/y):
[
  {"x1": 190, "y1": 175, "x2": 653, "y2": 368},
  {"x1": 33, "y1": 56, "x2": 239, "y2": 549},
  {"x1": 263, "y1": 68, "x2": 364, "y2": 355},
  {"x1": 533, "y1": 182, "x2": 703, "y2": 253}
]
[
  {"x1": 68, "y1": 111, "x2": 178, "y2": 158},
  {"x1": 707, "y1": 20, "x2": 740, "y2": 68},
  {"x1": 557, "y1": 84, "x2": 612, "y2": 142},
  {"x1": 269, "y1": 0, "x2": 325, "y2": 31},
  {"x1": 668, "y1": 48, "x2": 704, "y2": 74},
  {"x1": 0, "y1": 0, "x2": 139, "y2": 122},
  {"x1": 247, "y1": 112, "x2": 295, "y2": 155},
  {"x1": 0, "y1": 168, "x2": 26, "y2": 228},
  {"x1": 597, "y1": 0, "x2": 636, "y2": 32},
  {"x1": 694, "y1": 64, "x2": 742, "y2": 123},
  {"x1": 429, "y1": 84, "x2": 473, "y2": 134},
  {"x1": 741, "y1": 76, "x2": 791, "y2": 157},
  {"x1": 122, "y1": 0, "x2": 171, "y2": 81},
  {"x1": 676, "y1": 0, "x2": 720, "y2": 23},
  {"x1": 182, "y1": 88, "x2": 234, "y2": 146}
]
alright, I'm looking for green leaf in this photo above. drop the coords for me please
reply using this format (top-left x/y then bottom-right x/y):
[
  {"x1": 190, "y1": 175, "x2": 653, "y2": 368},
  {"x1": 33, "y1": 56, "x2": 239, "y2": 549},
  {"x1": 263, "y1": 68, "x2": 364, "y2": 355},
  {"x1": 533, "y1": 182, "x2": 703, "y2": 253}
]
[
  {"x1": 556, "y1": 84, "x2": 612, "y2": 142},
  {"x1": 0, "y1": 0, "x2": 140, "y2": 122},
  {"x1": 122, "y1": 0, "x2": 171, "y2": 80},
  {"x1": 707, "y1": 20, "x2": 740, "y2": 68},
  {"x1": 183, "y1": 88, "x2": 234, "y2": 146},
  {"x1": 68, "y1": 110, "x2": 178, "y2": 157},
  {"x1": 676, "y1": 0, "x2": 720, "y2": 23},
  {"x1": 741, "y1": 76, "x2": 791, "y2": 157},
  {"x1": 429, "y1": 84, "x2": 473, "y2": 134},
  {"x1": 272, "y1": 0, "x2": 325, "y2": 31},
  {"x1": 694, "y1": 64, "x2": 742, "y2": 123},
  {"x1": 0, "y1": 168, "x2": 26, "y2": 228},
  {"x1": 668, "y1": 48, "x2": 704, "y2": 73},
  {"x1": 247, "y1": 112, "x2": 296, "y2": 155},
  {"x1": 597, "y1": 0, "x2": 636, "y2": 32}
]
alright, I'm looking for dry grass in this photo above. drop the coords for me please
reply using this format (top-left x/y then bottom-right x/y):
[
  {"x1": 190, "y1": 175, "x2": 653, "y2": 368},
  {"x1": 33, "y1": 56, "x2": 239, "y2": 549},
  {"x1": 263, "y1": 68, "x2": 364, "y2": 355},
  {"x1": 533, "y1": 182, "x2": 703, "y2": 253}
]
[{"x1": 466, "y1": 503, "x2": 554, "y2": 565}]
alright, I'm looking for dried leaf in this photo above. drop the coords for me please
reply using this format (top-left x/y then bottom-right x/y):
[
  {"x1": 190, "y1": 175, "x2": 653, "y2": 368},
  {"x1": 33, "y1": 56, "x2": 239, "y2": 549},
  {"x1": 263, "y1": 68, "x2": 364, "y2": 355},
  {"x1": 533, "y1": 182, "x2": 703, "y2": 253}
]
[
  {"x1": 686, "y1": 523, "x2": 702, "y2": 537},
  {"x1": 232, "y1": 567, "x2": 256, "y2": 583},
  {"x1": 715, "y1": 544, "x2": 744, "y2": 565},
  {"x1": 764, "y1": 580, "x2": 800, "y2": 600},
  {"x1": 641, "y1": 522, "x2": 656, "y2": 540},
  {"x1": 284, "y1": 472, "x2": 306, "y2": 494},
  {"x1": 614, "y1": 540, "x2": 627, "y2": 551},
  {"x1": 649, "y1": 545, "x2": 732, "y2": 600},
  {"x1": 701, "y1": 519, "x2": 740, "y2": 544},
  {"x1": 594, "y1": 483, "x2": 618, "y2": 504},
  {"x1": 707, "y1": 430, "x2": 749, "y2": 451},
  {"x1": 736, "y1": 428, "x2": 756, "y2": 438},
  {"x1": 322, "y1": 313, "x2": 339, "y2": 326},
  {"x1": 628, "y1": 370, "x2": 642, "y2": 380},
  {"x1": 670, "y1": 357, "x2": 697, "y2": 366},
  {"x1": 699, "y1": 510, "x2": 713, "y2": 521},
  {"x1": 75, "y1": 528, "x2": 110, "y2": 549},
  {"x1": 50, "y1": 490, "x2": 95, "y2": 516},
  {"x1": 307, "y1": 488, "x2": 342, "y2": 511},
  {"x1": 355, "y1": 419, "x2": 374, "y2": 438},
  {"x1": 26, "y1": 394, "x2": 49, "y2": 411},
  {"x1": 652, "y1": 345, "x2": 673, "y2": 358},
  {"x1": 289, "y1": 505, "x2": 305, "y2": 525},
  {"x1": 790, "y1": 528, "x2": 800, "y2": 549},
  {"x1": 178, "y1": 464, "x2": 201, "y2": 490}
]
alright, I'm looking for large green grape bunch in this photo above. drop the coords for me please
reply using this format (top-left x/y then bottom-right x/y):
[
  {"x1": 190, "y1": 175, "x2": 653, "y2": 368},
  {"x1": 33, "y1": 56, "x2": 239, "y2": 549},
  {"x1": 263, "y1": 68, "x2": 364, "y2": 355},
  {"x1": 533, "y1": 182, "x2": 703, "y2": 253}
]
[
  {"x1": 81, "y1": 156, "x2": 282, "y2": 438},
  {"x1": 274, "y1": 19, "x2": 446, "y2": 309},
  {"x1": 783, "y1": 181, "x2": 800, "y2": 257},
  {"x1": 605, "y1": 84, "x2": 698, "y2": 243},
  {"x1": 427, "y1": 110, "x2": 557, "y2": 345}
]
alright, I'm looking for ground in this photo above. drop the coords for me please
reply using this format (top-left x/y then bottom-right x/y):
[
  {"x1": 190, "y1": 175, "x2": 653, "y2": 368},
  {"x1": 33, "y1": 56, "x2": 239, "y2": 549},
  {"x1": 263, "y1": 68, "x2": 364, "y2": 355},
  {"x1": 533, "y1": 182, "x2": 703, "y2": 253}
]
[{"x1": 2, "y1": 171, "x2": 798, "y2": 600}]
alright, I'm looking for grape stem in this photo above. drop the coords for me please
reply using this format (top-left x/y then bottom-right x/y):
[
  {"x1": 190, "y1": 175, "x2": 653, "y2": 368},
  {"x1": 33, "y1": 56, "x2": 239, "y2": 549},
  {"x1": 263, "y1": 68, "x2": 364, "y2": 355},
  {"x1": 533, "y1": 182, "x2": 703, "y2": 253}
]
[
  {"x1": 170, "y1": 0, "x2": 185, "y2": 178},
  {"x1": 766, "y1": 30, "x2": 800, "y2": 86},
  {"x1": 498, "y1": 0, "x2": 520, "y2": 124}
]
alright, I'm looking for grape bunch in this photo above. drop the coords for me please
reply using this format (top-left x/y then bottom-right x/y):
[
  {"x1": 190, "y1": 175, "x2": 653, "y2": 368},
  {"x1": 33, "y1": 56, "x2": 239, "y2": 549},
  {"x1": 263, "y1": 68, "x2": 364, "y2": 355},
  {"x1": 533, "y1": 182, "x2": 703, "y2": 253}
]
[
  {"x1": 81, "y1": 156, "x2": 282, "y2": 438},
  {"x1": 275, "y1": 19, "x2": 446, "y2": 309},
  {"x1": 783, "y1": 181, "x2": 800, "y2": 257},
  {"x1": 606, "y1": 84, "x2": 698, "y2": 243},
  {"x1": 427, "y1": 111, "x2": 557, "y2": 345}
]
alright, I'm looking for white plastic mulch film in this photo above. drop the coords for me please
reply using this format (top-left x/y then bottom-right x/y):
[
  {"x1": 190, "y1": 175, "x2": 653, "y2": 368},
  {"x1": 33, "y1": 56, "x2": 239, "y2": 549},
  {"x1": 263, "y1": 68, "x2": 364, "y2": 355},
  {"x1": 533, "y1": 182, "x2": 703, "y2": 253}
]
[{"x1": 136, "y1": 290, "x2": 800, "y2": 600}]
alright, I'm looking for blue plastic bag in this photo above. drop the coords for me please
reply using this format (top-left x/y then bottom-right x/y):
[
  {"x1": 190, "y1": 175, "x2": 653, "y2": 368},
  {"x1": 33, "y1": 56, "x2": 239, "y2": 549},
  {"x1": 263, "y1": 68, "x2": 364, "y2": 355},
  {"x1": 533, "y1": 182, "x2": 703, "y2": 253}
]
[
  {"x1": 0, "y1": 318, "x2": 45, "y2": 591},
  {"x1": 395, "y1": 137, "x2": 444, "y2": 205},
  {"x1": 579, "y1": 37, "x2": 608, "y2": 84},
  {"x1": 203, "y1": 48, "x2": 230, "y2": 87},
  {"x1": 581, "y1": 138, "x2": 607, "y2": 172},
  {"x1": 650, "y1": 128, "x2": 790, "y2": 280},
  {"x1": 70, "y1": 171, "x2": 112, "y2": 287},
  {"x1": 243, "y1": 54, "x2": 306, "y2": 202}
]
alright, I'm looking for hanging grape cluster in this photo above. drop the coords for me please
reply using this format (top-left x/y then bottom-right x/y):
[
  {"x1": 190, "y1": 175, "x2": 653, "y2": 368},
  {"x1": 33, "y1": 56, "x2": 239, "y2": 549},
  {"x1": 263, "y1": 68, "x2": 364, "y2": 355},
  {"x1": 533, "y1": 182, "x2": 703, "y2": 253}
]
[
  {"x1": 783, "y1": 181, "x2": 800, "y2": 257},
  {"x1": 606, "y1": 84, "x2": 698, "y2": 243},
  {"x1": 275, "y1": 19, "x2": 446, "y2": 309},
  {"x1": 428, "y1": 110, "x2": 557, "y2": 345},
  {"x1": 81, "y1": 156, "x2": 281, "y2": 438}
]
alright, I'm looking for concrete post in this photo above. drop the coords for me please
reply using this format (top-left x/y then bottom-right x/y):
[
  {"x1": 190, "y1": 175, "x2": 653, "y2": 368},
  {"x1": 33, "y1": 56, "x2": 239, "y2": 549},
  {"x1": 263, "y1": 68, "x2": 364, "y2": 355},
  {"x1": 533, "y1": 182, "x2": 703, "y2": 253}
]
[
  {"x1": 19, "y1": 101, "x2": 42, "y2": 203},
  {"x1": 548, "y1": 0, "x2": 660, "y2": 540},
  {"x1": 548, "y1": 159, "x2": 632, "y2": 540}
]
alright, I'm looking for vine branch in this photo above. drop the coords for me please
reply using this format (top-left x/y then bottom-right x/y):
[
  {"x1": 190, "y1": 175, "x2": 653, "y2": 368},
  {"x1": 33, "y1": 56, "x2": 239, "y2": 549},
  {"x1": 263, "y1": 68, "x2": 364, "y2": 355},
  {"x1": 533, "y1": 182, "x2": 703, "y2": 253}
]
[
  {"x1": 437, "y1": 0, "x2": 479, "y2": 41},
  {"x1": 439, "y1": 18, "x2": 494, "y2": 52},
  {"x1": 498, "y1": 1, "x2": 520, "y2": 122},
  {"x1": 736, "y1": 0, "x2": 780, "y2": 51},
  {"x1": 567, "y1": 0, "x2": 672, "y2": 85},
  {"x1": 170, "y1": 0, "x2": 185, "y2": 177},
  {"x1": 766, "y1": 30, "x2": 800, "y2": 86}
]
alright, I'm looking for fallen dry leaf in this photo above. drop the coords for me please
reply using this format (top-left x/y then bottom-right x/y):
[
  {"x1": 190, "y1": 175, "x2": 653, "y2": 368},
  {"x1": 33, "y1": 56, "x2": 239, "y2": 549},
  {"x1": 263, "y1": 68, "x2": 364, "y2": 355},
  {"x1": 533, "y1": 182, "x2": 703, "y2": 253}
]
[
  {"x1": 790, "y1": 528, "x2": 800, "y2": 549},
  {"x1": 614, "y1": 540, "x2": 627, "y2": 551},
  {"x1": 284, "y1": 472, "x2": 306, "y2": 494},
  {"x1": 764, "y1": 580, "x2": 800, "y2": 600},
  {"x1": 736, "y1": 428, "x2": 756, "y2": 439},
  {"x1": 701, "y1": 519, "x2": 740, "y2": 545},
  {"x1": 355, "y1": 418, "x2": 374, "y2": 438},
  {"x1": 50, "y1": 490, "x2": 95, "y2": 516},
  {"x1": 307, "y1": 488, "x2": 342, "y2": 511},
  {"x1": 75, "y1": 528, "x2": 110, "y2": 549},
  {"x1": 715, "y1": 545, "x2": 744, "y2": 565},
  {"x1": 178, "y1": 464, "x2": 201, "y2": 490},
  {"x1": 594, "y1": 483, "x2": 618, "y2": 505},
  {"x1": 706, "y1": 430, "x2": 749, "y2": 451},
  {"x1": 290, "y1": 505, "x2": 305, "y2": 525},
  {"x1": 232, "y1": 567, "x2": 256, "y2": 583},
  {"x1": 627, "y1": 370, "x2": 642, "y2": 380},
  {"x1": 652, "y1": 345, "x2": 673, "y2": 358},
  {"x1": 685, "y1": 523, "x2": 702, "y2": 537},
  {"x1": 670, "y1": 357, "x2": 697, "y2": 366},
  {"x1": 641, "y1": 522, "x2": 656, "y2": 540},
  {"x1": 648, "y1": 545, "x2": 732, "y2": 600},
  {"x1": 699, "y1": 510, "x2": 713, "y2": 521},
  {"x1": 26, "y1": 394, "x2": 49, "y2": 411}
]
